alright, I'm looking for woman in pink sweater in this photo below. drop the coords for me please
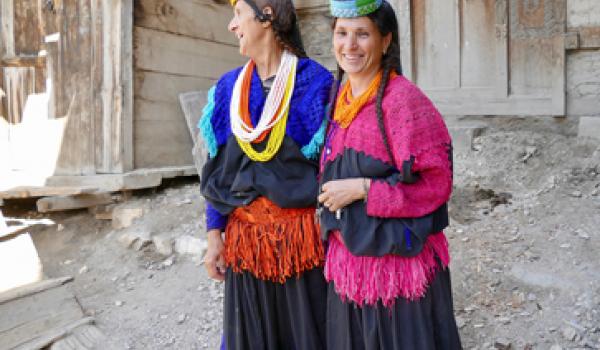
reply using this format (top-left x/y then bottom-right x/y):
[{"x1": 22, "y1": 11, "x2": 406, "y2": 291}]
[{"x1": 317, "y1": 0, "x2": 462, "y2": 348}]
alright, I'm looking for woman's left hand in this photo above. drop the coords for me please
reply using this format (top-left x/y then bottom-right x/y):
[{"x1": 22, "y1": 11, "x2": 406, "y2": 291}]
[{"x1": 318, "y1": 178, "x2": 369, "y2": 212}]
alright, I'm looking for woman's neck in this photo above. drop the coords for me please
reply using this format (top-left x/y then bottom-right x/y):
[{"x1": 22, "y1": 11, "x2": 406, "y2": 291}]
[
  {"x1": 253, "y1": 44, "x2": 284, "y2": 80},
  {"x1": 347, "y1": 66, "x2": 381, "y2": 98}
]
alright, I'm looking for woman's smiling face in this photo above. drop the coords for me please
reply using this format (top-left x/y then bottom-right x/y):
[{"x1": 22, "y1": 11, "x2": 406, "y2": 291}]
[
  {"x1": 228, "y1": 0, "x2": 268, "y2": 57},
  {"x1": 333, "y1": 17, "x2": 391, "y2": 80}
]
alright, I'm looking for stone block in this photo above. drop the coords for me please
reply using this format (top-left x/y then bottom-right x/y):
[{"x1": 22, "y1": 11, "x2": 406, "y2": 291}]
[
  {"x1": 578, "y1": 116, "x2": 600, "y2": 139},
  {"x1": 448, "y1": 125, "x2": 487, "y2": 153},
  {"x1": 174, "y1": 235, "x2": 207, "y2": 258},
  {"x1": 112, "y1": 207, "x2": 144, "y2": 229},
  {"x1": 152, "y1": 234, "x2": 174, "y2": 256},
  {"x1": 118, "y1": 230, "x2": 151, "y2": 250}
]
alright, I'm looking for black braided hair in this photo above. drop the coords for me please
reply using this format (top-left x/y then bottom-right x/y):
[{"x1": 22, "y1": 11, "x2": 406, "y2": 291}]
[
  {"x1": 369, "y1": 1, "x2": 402, "y2": 165},
  {"x1": 243, "y1": 0, "x2": 307, "y2": 58},
  {"x1": 327, "y1": 0, "x2": 402, "y2": 165}
]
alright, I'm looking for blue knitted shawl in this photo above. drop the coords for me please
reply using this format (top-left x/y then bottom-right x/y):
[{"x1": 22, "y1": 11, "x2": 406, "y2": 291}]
[{"x1": 199, "y1": 58, "x2": 332, "y2": 160}]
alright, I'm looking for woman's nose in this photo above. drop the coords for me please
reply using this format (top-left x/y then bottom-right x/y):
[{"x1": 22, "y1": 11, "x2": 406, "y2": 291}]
[
  {"x1": 228, "y1": 17, "x2": 237, "y2": 33},
  {"x1": 347, "y1": 34, "x2": 358, "y2": 49}
]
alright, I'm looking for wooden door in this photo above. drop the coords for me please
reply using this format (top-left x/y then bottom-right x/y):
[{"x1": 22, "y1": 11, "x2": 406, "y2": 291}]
[{"x1": 399, "y1": 0, "x2": 566, "y2": 116}]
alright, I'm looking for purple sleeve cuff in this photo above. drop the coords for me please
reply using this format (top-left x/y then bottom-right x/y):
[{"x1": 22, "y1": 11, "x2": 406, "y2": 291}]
[{"x1": 206, "y1": 203, "x2": 228, "y2": 231}]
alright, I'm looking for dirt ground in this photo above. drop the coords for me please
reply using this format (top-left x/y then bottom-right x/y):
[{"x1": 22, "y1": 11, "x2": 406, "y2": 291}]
[{"x1": 2, "y1": 117, "x2": 600, "y2": 349}]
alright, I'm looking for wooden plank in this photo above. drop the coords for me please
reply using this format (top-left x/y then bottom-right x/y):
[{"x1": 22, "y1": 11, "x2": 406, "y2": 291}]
[
  {"x1": 134, "y1": 0, "x2": 237, "y2": 46},
  {"x1": 133, "y1": 26, "x2": 244, "y2": 80},
  {"x1": 0, "y1": 186, "x2": 98, "y2": 200},
  {"x1": 135, "y1": 70, "x2": 214, "y2": 104},
  {"x1": 13, "y1": 0, "x2": 43, "y2": 56},
  {"x1": 412, "y1": 0, "x2": 460, "y2": 88},
  {"x1": 36, "y1": 193, "x2": 114, "y2": 212},
  {"x1": 46, "y1": 173, "x2": 162, "y2": 192},
  {"x1": 49, "y1": 0, "x2": 96, "y2": 176},
  {"x1": 50, "y1": 324, "x2": 105, "y2": 350},
  {"x1": 578, "y1": 27, "x2": 600, "y2": 48},
  {"x1": 91, "y1": 0, "x2": 104, "y2": 174},
  {"x1": 461, "y1": 0, "x2": 496, "y2": 88},
  {"x1": 0, "y1": 277, "x2": 73, "y2": 305},
  {"x1": 495, "y1": 0, "x2": 509, "y2": 98},
  {"x1": 179, "y1": 90, "x2": 207, "y2": 144},
  {"x1": 0, "y1": 284, "x2": 86, "y2": 350},
  {"x1": 131, "y1": 165, "x2": 197, "y2": 178},
  {"x1": 431, "y1": 96, "x2": 562, "y2": 116},
  {"x1": 135, "y1": 98, "x2": 185, "y2": 122},
  {"x1": 96, "y1": 0, "x2": 134, "y2": 174},
  {"x1": 134, "y1": 118, "x2": 193, "y2": 168},
  {"x1": 1, "y1": 56, "x2": 45, "y2": 67},
  {"x1": 13, "y1": 317, "x2": 95, "y2": 350},
  {"x1": 0, "y1": 0, "x2": 15, "y2": 58}
]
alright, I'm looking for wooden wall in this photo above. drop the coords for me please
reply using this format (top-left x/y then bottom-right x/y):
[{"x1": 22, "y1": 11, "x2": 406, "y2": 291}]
[
  {"x1": 0, "y1": 0, "x2": 46, "y2": 124},
  {"x1": 132, "y1": 0, "x2": 245, "y2": 168}
]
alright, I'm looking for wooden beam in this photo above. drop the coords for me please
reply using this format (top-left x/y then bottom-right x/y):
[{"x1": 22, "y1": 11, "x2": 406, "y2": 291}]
[
  {"x1": 97, "y1": 0, "x2": 134, "y2": 173},
  {"x1": 36, "y1": 193, "x2": 114, "y2": 212},
  {"x1": 134, "y1": 0, "x2": 238, "y2": 46},
  {"x1": 578, "y1": 27, "x2": 600, "y2": 49},
  {"x1": 49, "y1": 324, "x2": 105, "y2": 350},
  {"x1": 1, "y1": 55, "x2": 45, "y2": 67},
  {"x1": 135, "y1": 70, "x2": 214, "y2": 104},
  {"x1": 0, "y1": 283, "x2": 89, "y2": 349},
  {"x1": 0, "y1": 186, "x2": 99, "y2": 200},
  {"x1": 45, "y1": 173, "x2": 162, "y2": 192},
  {"x1": 0, "y1": 276, "x2": 73, "y2": 305},
  {"x1": 11, "y1": 317, "x2": 95, "y2": 350},
  {"x1": 134, "y1": 26, "x2": 245, "y2": 80}
]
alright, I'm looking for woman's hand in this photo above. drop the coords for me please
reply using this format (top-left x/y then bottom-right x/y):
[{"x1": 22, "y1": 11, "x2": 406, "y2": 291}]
[
  {"x1": 204, "y1": 229, "x2": 226, "y2": 281},
  {"x1": 318, "y1": 178, "x2": 370, "y2": 212}
]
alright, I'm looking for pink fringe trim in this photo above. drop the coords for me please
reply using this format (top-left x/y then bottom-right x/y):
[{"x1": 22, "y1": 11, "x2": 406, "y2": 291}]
[{"x1": 324, "y1": 231, "x2": 450, "y2": 308}]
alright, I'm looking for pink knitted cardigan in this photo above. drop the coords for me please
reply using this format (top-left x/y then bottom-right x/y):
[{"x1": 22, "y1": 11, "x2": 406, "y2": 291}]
[{"x1": 322, "y1": 75, "x2": 453, "y2": 307}]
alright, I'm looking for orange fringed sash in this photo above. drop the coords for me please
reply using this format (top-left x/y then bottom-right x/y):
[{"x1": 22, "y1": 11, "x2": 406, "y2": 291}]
[{"x1": 223, "y1": 197, "x2": 324, "y2": 283}]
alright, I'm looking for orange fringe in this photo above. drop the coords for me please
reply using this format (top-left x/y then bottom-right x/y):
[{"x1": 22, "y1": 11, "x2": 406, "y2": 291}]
[{"x1": 224, "y1": 197, "x2": 324, "y2": 283}]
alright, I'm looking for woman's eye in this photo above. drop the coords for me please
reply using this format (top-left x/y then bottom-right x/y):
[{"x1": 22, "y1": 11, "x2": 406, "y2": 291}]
[
  {"x1": 335, "y1": 31, "x2": 346, "y2": 36},
  {"x1": 358, "y1": 32, "x2": 369, "y2": 38}
]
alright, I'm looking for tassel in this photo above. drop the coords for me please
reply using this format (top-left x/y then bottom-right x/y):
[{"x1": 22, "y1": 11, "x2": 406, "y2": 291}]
[
  {"x1": 325, "y1": 231, "x2": 450, "y2": 307},
  {"x1": 224, "y1": 197, "x2": 324, "y2": 283}
]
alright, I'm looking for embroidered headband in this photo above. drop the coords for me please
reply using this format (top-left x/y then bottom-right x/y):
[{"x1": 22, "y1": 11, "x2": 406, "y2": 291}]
[{"x1": 330, "y1": 0, "x2": 383, "y2": 17}]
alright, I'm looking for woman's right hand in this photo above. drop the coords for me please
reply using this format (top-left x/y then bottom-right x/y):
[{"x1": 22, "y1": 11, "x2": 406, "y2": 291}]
[{"x1": 204, "y1": 229, "x2": 226, "y2": 281}]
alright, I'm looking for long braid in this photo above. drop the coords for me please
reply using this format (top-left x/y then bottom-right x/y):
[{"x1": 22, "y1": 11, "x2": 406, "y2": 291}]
[
  {"x1": 376, "y1": 63, "x2": 395, "y2": 165},
  {"x1": 327, "y1": 66, "x2": 344, "y2": 121}
]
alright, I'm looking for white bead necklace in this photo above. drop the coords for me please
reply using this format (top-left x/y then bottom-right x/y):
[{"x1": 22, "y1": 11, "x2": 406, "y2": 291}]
[{"x1": 230, "y1": 50, "x2": 298, "y2": 143}]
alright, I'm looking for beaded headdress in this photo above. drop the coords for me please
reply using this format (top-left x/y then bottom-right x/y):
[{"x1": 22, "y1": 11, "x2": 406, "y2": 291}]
[{"x1": 330, "y1": 0, "x2": 383, "y2": 17}]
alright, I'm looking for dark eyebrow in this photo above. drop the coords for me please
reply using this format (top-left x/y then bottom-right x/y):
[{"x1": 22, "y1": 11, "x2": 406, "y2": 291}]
[{"x1": 335, "y1": 26, "x2": 369, "y2": 32}]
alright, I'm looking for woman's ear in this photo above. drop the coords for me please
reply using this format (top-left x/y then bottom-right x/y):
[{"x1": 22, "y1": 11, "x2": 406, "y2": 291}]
[
  {"x1": 261, "y1": 6, "x2": 273, "y2": 26},
  {"x1": 383, "y1": 32, "x2": 392, "y2": 54}
]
